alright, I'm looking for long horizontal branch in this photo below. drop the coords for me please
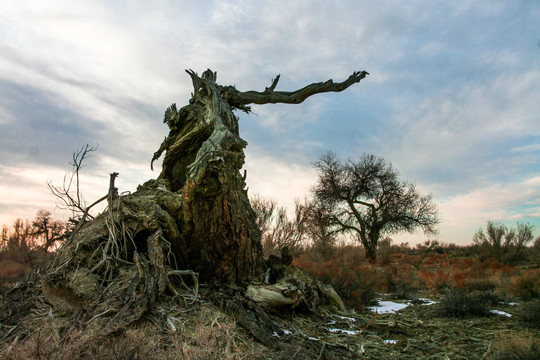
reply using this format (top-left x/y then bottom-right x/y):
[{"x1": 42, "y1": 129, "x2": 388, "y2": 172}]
[{"x1": 235, "y1": 70, "x2": 369, "y2": 105}]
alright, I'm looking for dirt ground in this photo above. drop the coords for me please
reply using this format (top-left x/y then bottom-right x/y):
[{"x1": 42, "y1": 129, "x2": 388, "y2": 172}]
[
  {"x1": 263, "y1": 295, "x2": 539, "y2": 359},
  {"x1": 1, "y1": 278, "x2": 538, "y2": 360}
]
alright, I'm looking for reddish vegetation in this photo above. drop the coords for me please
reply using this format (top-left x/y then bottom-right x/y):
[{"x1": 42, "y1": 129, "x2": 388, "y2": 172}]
[
  {"x1": 293, "y1": 244, "x2": 539, "y2": 310},
  {"x1": 2, "y1": 223, "x2": 537, "y2": 306},
  {"x1": 0, "y1": 259, "x2": 31, "y2": 287}
]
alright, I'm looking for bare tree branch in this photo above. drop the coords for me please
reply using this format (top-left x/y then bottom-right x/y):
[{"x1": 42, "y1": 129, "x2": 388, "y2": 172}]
[
  {"x1": 233, "y1": 70, "x2": 369, "y2": 106},
  {"x1": 48, "y1": 144, "x2": 98, "y2": 219}
]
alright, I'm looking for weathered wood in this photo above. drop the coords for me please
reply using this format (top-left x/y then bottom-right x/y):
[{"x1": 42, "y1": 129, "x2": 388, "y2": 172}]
[
  {"x1": 234, "y1": 70, "x2": 369, "y2": 106},
  {"x1": 153, "y1": 69, "x2": 367, "y2": 282}
]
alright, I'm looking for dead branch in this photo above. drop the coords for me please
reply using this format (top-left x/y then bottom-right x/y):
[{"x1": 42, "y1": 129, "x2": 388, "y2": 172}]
[
  {"x1": 264, "y1": 75, "x2": 281, "y2": 93},
  {"x1": 108, "y1": 172, "x2": 119, "y2": 208},
  {"x1": 359, "y1": 311, "x2": 378, "y2": 335},
  {"x1": 67, "y1": 194, "x2": 107, "y2": 242},
  {"x1": 235, "y1": 70, "x2": 368, "y2": 105},
  {"x1": 48, "y1": 144, "x2": 98, "y2": 219},
  {"x1": 167, "y1": 269, "x2": 199, "y2": 296}
]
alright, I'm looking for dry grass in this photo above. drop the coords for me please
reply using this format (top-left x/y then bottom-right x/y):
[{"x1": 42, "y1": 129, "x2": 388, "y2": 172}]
[
  {"x1": 3, "y1": 244, "x2": 538, "y2": 359},
  {"x1": 0, "y1": 259, "x2": 31, "y2": 283},
  {"x1": 489, "y1": 332, "x2": 540, "y2": 360},
  {"x1": 294, "y1": 249, "x2": 381, "y2": 309},
  {"x1": 518, "y1": 300, "x2": 540, "y2": 329},
  {"x1": 512, "y1": 268, "x2": 540, "y2": 299},
  {"x1": 0, "y1": 306, "x2": 267, "y2": 360}
]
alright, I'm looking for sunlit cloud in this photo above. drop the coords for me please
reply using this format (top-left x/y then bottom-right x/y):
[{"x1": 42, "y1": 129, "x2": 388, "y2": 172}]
[
  {"x1": 1, "y1": 0, "x2": 539, "y2": 244},
  {"x1": 243, "y1": 150, "x2": 317, "y2": 212}
]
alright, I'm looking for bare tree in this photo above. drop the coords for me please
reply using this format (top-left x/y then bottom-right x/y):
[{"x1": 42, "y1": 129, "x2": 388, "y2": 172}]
[
  {"x1": 251, "y1": 195, "x2": 277, "y2": 239},
  {"x1": 312, "y1": 152, "x2": 439, "y2": 261},
  {"x1": 9, "y1": 218, "x2": 34, "y2": 252},
  {"x1": 31, "y1": 210, "x2": 65, "y2": 252},
  {"x1": 513, "y1": 223, "x2": 535, "y2": 260},
  {"x1": 0, "y1": 219, "x2": 36, "y2": 264},
  {"x1": 473, "y1": 221, "x2": 513, "y2": 262},
  {"x1": 251, "y1": 195, "x2": 307, "y2": 257},
  {"x1": 473, "y1": 221, "x2": 535, "y2": 263},
  {"x1": 272, "y1": 200, "x2": 308, "y2": 255},
  {"x1": 1, "y1": 211, "x2": 66, "y2": 254},
  {"x1": 303, "y1": 199, "x2": 341, "y2": 259},
  {"x1": 1, "y1": 225, "x2": 8, "y2": 249}
]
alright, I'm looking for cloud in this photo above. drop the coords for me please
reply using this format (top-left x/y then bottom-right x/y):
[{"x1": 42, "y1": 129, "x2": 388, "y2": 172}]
[
  {"x1": 0, "y1": 163, "x2": 75, "y2": 224},
  {"x1": 510, "y1": 143, "x2": 540, "y2": 153},
  {"x1": 394, "y1": 175, "x2": 540, "y2": 246},
  {"x1": 372, "y1": 66, "x2": 540, "y2": 194},
  {"x1": 243, "y1": 149, "x2": 317, "y2": 212},
  {"x1": 440, "y1": 177, "x2": 540, "y2": 226},
  {"x1": 1, "y1": 0, "x2": 539, "y2": 246},
  {"x1": 0, "y1": 82, "x2": 99, "y2": 167},
  {"x1": 432, "y1": 175, "x2": 540, "y2": 245}
]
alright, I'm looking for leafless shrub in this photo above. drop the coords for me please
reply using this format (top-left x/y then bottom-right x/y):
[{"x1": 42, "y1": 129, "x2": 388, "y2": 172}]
[
  {"x1": 438, "y1": 288, "x2": 491, "y2": 318},
  {"x1": 251, "y1": 194, "x2": 307, "y2": 257},
  {"x1": 512, "y1": 268, "x2": 540, "y2": 299}
]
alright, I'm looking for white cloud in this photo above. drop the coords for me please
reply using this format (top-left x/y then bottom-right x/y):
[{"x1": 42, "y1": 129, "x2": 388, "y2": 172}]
[
  {"x1": 380, "y1": 67, "x2": 540, "y2": 182},
  {"x1": 0, "y1": 0, "x2": 539, "y2": 247},
  {"x1": 510, "y1": 143, "x2": 540, "y2": 153},
  {"x1": 418, "y1": 41, "x2": 445, "y2": 57},
  {"x1": 243, "y1": 151, "x2": 317, "y2": 212},
  {"x1": 394, "y1": 175, "x2": 540, "y2": 246},
  {"x1": 438, "y1": 176, "x2": 540, "y2": 235}
]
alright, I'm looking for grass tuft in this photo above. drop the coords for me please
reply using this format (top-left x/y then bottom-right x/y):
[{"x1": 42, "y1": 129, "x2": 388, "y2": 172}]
[
  {"x1": 489, "y1": 333, "x2": 540, "y2": 360},
  {"x1": 438, "y1": 288, "x2": 491, "y2": 318}
]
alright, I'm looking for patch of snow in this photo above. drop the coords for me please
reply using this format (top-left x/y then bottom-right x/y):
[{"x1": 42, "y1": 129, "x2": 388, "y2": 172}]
[
  {"x1": 498, "y1": 301, "x2": 519, "y2": 306},
  {"x1": 384, "y1": 339, "x2": 398, "y2": 344},
  {"x1": 327, "y1": 320, "x2": 337, "y2": 325},
  {"x1": 283, "y1": 329, "x2": 292, "y2": 335},
  {"x1": 272, "y1": 331, "x2": 280, "y2": 337},
  {"x1": 491, "y1": 310, "x2": 512, "y2": 317},
  {"x1": 336, "y1": 315, "x2": 356, "y2": 322},
  {"x1": 368, "y1": 300, "x2": 409, "y2": 314},
  {"x1": 328, "y1": 328, "x2": 360, "y2": 335},
  {"x1": 308, "y1": 336, "x2": 320, "y2": 341},
  {"x1": 418, "y1": 298, "x2": 438, "y2": 306}
]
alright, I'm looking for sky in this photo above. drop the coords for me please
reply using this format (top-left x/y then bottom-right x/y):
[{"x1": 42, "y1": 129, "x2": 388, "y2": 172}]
[{"x1": 1, "y1": 0, "x2": 539, "y2": 246}]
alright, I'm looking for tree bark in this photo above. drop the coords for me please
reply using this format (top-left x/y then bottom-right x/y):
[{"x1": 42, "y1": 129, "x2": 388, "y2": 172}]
[{"x1": 153, "y1": 69, "x2": 368, "y2": 282}]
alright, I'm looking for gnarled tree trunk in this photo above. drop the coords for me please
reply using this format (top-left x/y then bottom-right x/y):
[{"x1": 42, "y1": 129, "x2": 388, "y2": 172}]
[{"x1": 152, "y1": 69, "x2": 368, "y2": 282}]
